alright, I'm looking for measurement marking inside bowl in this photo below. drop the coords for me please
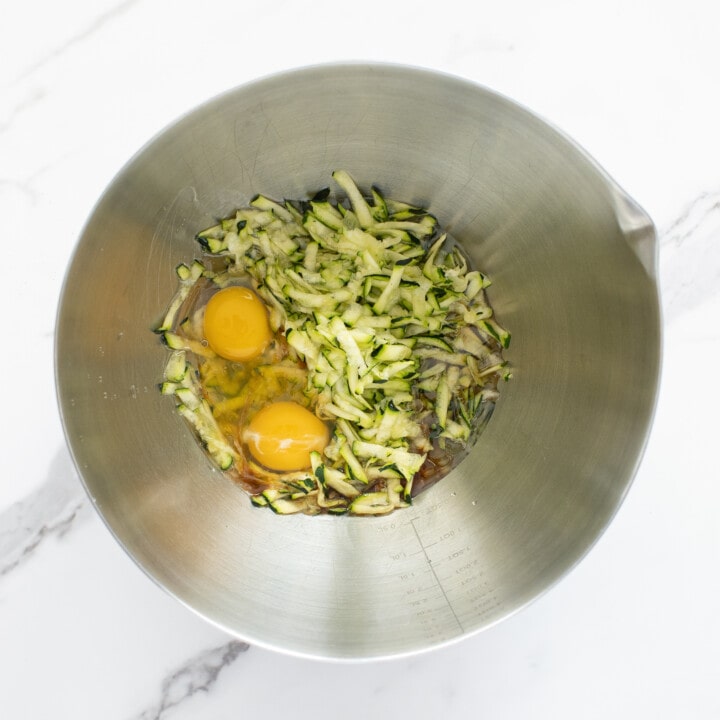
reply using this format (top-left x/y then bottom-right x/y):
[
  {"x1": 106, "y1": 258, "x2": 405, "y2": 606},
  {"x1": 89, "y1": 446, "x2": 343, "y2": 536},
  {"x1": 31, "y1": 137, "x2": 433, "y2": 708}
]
[{"x1": 409, "y1": 517, "x2": 465, "y2": 634}]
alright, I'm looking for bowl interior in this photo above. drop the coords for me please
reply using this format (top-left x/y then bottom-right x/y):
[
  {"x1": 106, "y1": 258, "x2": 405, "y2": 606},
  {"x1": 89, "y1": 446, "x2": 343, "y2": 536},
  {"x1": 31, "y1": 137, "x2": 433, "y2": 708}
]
[{"x1": 56, "y1": 64, "x2": 661, "y2": 659}]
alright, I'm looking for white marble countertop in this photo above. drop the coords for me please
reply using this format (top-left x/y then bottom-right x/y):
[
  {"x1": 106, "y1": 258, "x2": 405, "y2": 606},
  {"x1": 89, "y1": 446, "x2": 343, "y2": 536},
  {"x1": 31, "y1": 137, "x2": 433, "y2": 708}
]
[{"x1": 2, "y1": 1, "x2": 719, "y2": 717}]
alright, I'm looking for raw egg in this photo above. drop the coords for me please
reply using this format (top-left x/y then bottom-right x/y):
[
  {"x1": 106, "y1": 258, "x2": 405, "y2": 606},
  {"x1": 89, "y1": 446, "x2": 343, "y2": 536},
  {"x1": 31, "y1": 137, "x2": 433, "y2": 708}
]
[
  {"x1": 203, "y1": 286, "x2": 271, "y2": 361},
  {"x1": 244, "y1": 401, "x2": 330, "y2": 472}
]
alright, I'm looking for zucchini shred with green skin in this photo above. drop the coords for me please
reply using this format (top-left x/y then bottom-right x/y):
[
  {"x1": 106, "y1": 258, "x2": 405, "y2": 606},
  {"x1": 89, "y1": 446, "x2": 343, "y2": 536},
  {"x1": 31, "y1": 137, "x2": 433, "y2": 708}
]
[{"x1": 155, "y1": 170, "x2": 511, "y2": 516}]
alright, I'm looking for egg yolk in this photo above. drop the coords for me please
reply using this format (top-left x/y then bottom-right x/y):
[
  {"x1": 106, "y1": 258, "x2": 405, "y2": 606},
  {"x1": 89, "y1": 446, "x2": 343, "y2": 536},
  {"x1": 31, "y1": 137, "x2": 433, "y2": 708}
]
[
  {"x1": 244, "y1": 401, "x2": 330, "y2": 472},
  {"x1": 203, "y1": 286, "x2": 271, "y2": 362}
]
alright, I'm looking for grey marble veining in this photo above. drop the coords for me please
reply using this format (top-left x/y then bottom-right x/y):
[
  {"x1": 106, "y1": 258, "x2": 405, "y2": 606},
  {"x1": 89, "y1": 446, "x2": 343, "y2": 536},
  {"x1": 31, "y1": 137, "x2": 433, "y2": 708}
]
[
  {"x1": 0, "y1": 447, "x2": 88, "y2": 578},
  {"x1": 659, "y1": 189, "x2": 720, "y2": 324},
  {"x1": 9, "y1": 0, "x2": 142, "y2": 85},
  {"x1": 131, "y1": 640, "x2": 250, "y2": 720}
]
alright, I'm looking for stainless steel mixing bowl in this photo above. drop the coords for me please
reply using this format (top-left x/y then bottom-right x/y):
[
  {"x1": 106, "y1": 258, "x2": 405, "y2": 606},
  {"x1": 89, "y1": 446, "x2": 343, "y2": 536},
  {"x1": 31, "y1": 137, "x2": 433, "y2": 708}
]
[{"x1": 56, "y1": 63, "x2": 661, "y2": 660}]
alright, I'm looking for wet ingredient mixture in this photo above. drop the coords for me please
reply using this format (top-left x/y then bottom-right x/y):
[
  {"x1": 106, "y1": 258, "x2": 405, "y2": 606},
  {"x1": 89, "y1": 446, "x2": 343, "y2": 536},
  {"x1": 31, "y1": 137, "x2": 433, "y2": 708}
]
[{"x1": 155, "y1": 171, "x2": 511, "y2": 515}]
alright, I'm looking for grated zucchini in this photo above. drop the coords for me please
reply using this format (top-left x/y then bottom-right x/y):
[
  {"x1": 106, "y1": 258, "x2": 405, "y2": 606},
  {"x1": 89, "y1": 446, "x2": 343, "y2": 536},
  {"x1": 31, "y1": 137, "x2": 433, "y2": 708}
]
[{"x1": 156, "y1": 171, "x2": 510, "y2": 515}]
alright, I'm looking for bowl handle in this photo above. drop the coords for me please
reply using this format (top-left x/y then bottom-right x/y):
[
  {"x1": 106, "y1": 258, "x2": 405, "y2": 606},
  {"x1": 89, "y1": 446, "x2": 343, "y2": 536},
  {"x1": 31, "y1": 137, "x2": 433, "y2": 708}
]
[{"x1": 609, "y1": 184, "x2": 658, "y2": 280}]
